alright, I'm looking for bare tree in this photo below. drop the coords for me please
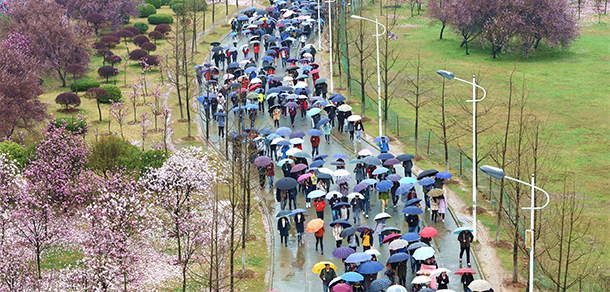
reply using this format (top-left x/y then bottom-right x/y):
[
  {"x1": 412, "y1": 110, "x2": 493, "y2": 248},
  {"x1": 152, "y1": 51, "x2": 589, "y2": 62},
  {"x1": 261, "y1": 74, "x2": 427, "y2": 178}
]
[
  {"x1": 349, "y1": 16, "x2": 375, "y2": 117},
  {"x1": 404, "y1": 49, "x2": 433, "y2": 156}
]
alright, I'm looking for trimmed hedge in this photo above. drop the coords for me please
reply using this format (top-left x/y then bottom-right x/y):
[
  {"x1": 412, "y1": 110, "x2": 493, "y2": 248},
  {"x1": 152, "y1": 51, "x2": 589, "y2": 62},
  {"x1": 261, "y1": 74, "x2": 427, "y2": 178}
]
[
  {"x1": 145, "y1": 0, "x2": 162, "y2": 8},
  {"x1": 53, "y1": 117, "x2": 88, "y2": 134},
  {"x1": 99, "y1": 85, "x2": 122, "y2": 103},
  {"x1": 69, "y1": 78, "x2": 101, "y2": 92},
  {"x1": 133, "y1": 22, "x2": 149, "y2": 34},
  {"x1": 148, "y1": 14, "x2": 173, "y2": 24},
  {"x1": 136, "y1": 3, "x2": 157, "y2": 18}
]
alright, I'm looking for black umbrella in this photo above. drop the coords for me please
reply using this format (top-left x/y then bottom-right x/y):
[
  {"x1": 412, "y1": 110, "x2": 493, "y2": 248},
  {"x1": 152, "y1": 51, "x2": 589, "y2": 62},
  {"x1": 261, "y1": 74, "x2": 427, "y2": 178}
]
[
  {"x1": 363, "y1": 156, "x2": 381, "y2": 166},
  {"x1": 341, "y1": 227, "x2": 357, "y2": 237},
  {"x1": 276, "y1": 210, "x2": 292, "y2": 218},
  {"x1": 396, "y1": 154, "x2": 415, "y2": 162},
  {"x1": 276, "y1": 177, "x2": 297, "y2": 190},
  {"x1": 211, "y1": 46, "x2": 224, "y2": 52},
  {"x1": 210, "y1": 41, "x2": 220, "y2": 46},
  {"x1": 229, "y1": 82, "x2": 242, "y2": 88},
  {"x1": 417, "y1": 169, "x2": 439, "y2": 180},
  {"x1": 317, "y1": 173, "x2": 332, "y2": 179}
]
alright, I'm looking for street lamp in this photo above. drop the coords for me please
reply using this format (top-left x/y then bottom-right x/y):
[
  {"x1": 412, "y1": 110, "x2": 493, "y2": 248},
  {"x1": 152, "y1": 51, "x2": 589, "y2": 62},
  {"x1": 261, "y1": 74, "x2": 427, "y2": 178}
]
[
  {"x1": 437, "y1": 69, "x2": 486, "y2": 241},
  {"x1": 351, "y1": 15, "x2": 386, "y2": 138},
  {"x1": 327, "y1": 0, "x2": 336, "y2": 93},
  {"x1": 317, "y1": 0, "x2": 321, "y2": 50},
  {"x1": 480, "y1": 165, "x2": 550, "y2": 292}
]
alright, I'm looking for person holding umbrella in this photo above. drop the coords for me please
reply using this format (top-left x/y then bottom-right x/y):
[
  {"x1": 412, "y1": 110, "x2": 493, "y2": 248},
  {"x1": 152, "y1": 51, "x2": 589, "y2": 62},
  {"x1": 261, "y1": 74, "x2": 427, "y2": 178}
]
[
  {"x1": 361, "y1": 228, "x2": 373, "y2": 252},
  {"x1": 313, "y1": 196, "x2": 325, "y2": 219},
  {"x1": 332, "y1": 223, "x2": 343, "y2": 248},
  {"x1": 354, "y1": 163, "x2": 366, "y2": 184},
  {"x1": 461, "y1": 271, "x2": 474, "y2": 292},
  {"x1": 362, "y1": 185, "x2": 372, "y2": 219},
  {"x1": 323, "y1": 122, "x2": 332, "y2": 144},
  {"x1": 437, "y1": 271, "x2": 449, "y2": 290},
  {"x1": 402, "y1": 158, "x2": 413, "y2": 178},
  {"x1": 458, "y1": 229, "x2": 474, "y2": 267},
  {"x1": 351, "y1": 196, "x2": 363, "y2": 226},
  {"x1": 355, "y1": 119, "x2": 364, "y2": 142},
  {"x1": 346, "y1": 233, "x2": 359, "y2": 252},
  {"x1": 215, "y1": 109, "x2": 225, "y2": 139},
  {"x1": 310, "y1": 134, "x2": 320, "y2": 157},
  {"x1": 294, "y1": 210, "x2": 305, "y2": 245},
  {"x1": 319, "y1": 263, "x2": 336, "y2": 292},
  {"x1": 277, "y1": 215, "x2": 290, "y2": 247},
  {"x1": 347, "y1": 121, "x2": 355, "y2": 142},
  {"x1": 272, "y1": 106, "x2": 281, "y2": 128},
  {"x1": 374, "y1": 216, "x2": 387, "y2": 246},
  {"x1": 379, "y1": 190, "x2": 389, "y2": 212},
  {"x1": 438, "y1": 193, "x2": 447, "y2": 223},
  {"x1": 289, "y1": 105, "x2": 297, "y2": 127},
  {"x1": 378, "y1": 136, "x2": 389, "y2": 153},
  {"x1": 253, "y1": 42, "x2": 260, "y2": 61},
  {"x1": 329, "y1": 193, "x2": 340, "y2": 220},
  {"x1": 406, "y1": 213, "x2": 419, "y2": 234},
  {"x1": 258, "y1": 166, "x2": 266, "y2": 189},
  {"x1": 277, "y1": 189, "x2": 288, "y2": 210},
  {"x1": 266, "y1": 163, "x2": 275, "y2": 188}
]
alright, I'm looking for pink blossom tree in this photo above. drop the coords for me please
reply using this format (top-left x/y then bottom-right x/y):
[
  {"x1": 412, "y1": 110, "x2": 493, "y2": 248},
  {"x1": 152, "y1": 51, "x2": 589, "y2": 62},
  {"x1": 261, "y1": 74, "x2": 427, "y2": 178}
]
[{"x1": 109, "y1": 101, "x2": 130, "y2": 139}]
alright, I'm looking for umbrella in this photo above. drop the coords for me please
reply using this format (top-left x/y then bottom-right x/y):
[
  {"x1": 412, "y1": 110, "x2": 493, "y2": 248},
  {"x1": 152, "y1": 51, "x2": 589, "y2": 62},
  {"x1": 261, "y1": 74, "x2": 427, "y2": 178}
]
[
  {"x1": 289, "y1": 130, "x2": 305, "y2": 139},
  {"x1": 332, "y1": 283, "x2": 353, "y2": 292},
  {"x1": 222, "y1": 73, "x2": 234, "y2": 80},
  {"x1": 332, "y1": 153, "x2": 349, "y2": 159},
  {"x1": 315, "y1": 78, "x2": 327, "y2": 84},
  {"x1": 381, "y1": 234, "x2": 401, "y2": 244},
  {"x1": 291, "y1": 163, "x2": 307, "y2": 173},
  {"x1": 307, "y1": 190, "x2": 326, "y2": 198},
  {"x1": 411, "y1": 276, "x2": 432, "y2": 284},
  {"x1": 375, "y1": 179, "x2": 392, "y2": 191},
  {"x1": 317, "y1": 173, "x2": 332, "y2": 179},
  {"x1": 307, "y1": 108, "x2": 321, "y2": 116},
  {"x1": 353, "y1": 182, "x2": 370, "y2": 192},
  {"x1": 331, "y1": 94, "x2": 346, "y2": 103},
  {"x1": 334, "y1": 169, "x2": 350, "y2": 177},
  {"x1": 213, "y1": 112, "x2": 227, "y2": 117},
  {"x1": 332, "y1": 246, "x2": 356, "y2": 259},
  {"x1": 276, "y1": 177, "x2": 297, "y2": 190},
  {"x1": 420, "y1": 227, "x2": 439, "y2": 238},
  {"x1": 407, "y1": 242, "x2": 429, "y2": 251},
  {"x1": 388, "y1": 239, "x2": 409, "y2": 250},
  {"x1": 428, "y1": 188, "x2": 444, "y2": 198},
  {"x1": 402, "y1": 206, "x2": 423, "y2": 215},
  {"x1": 372, "y1": 168, "x2": 389, "y2": 176},
  {"x1": 387, "y1": 174, "x2": 402, "y2": 182},
  {"x1": 310, "y1": 160, "x2": 325, "y2": 168},
  {"x1": 325, "y1": 191, "x2": 342, "y2": 200},
  {"x1": 331, "y1": 202, "x2": 350, "y2": 210},
  {"x1": 316, "y1": 118, "x2": 330, "y2": 128},
  {"x1": 383, "y1": 158, "x2": 400, "y2": 166},
  {"x1": 210, "y1": 41, "x2": 221, "y2": 46},
  {"x1": 298, "y1": 172, "x2": 314, "y2": 182},
  {"x1": 413, "y1": 246, "x2": 435, "y2": 260},
  {"x1": 356, "y1": 226, "x2": 373, "y2": 233},
  {"x1": 285, "y1": 101, "x2": 299, "y2": 108},
  {"x1": 388, "y1": 252, "x2": 411, "y2": 263},
  {"x1": 340, "y1": 227, "x2": 357, "y2": 237},
  {"x1": 357, "y1": 260, "x2": 385, "y2": 274},
  {"x1": 347, "y1": 115, "x2": 361, "y2": 122},
  {"x1": 364, "y1": 248, "x2": 381, "y2": 256},
  {"x1": 275, "y1": 127, "x2": 292, "y2": 137},
  {"x1": 418, "y1": 177, "x2": 436, "y2": 186},
  {"x1": 453, "y1": 227, "x2": 474, "y2": 234},
  {"x1": 289, "y1": 138, "x2": 304, "y2": 144},
  {"x1": 369, "y1": 278, "x2": 392, "y2": 292},
  {"x1": 254, "y1": 156, "x2": 272, "y2": 167},
  {"x1": 307, "y1": 129, "x2": 323, "y2": 136},
  {"x1": 436, "y1": 171, "x2": 452, "y2": 179},
  {"x1": 276, "y1": 210, "x2": 292, "y2": 218},
  {"x1": 347, "y1": 193, "x2": 364, "y2": 200},
  {"x1": 345, "y1": 253, "x2": 371, "y2": 264},
  {"x1": 261, "y1": 56, "x2": 274, "y2": 62},
  {"x1": 405, "y1": 198, "x2": 421, "y2": 207},
  {"x1": 358, "y1": 149, "x2": 373, "y2": 156},
  {"x1": 436, "y1": 290, "x2": 456, "y2": 292},
  {"x1": 377, "y1": 153, "x2": 395, "y2": 160},
  {"x1": 330, "y1": 161, "x2": 346, "y2": 166},
  {"x1": 329, "y1": 219, "x2": 351, "y2": 228},
  {"x1": 454, "y1": 267, "x2": 477, "y2": 275},
  {"x1": 363, "y1": 156, "x2": 381, "y2": 166},
  {"x1": 386, "y1": 285, "x2": 408, "y2": 292},
  {"x1": 338, "y1": 104, "x2": 352, "y2": 112},
  {"x1": 294, "y1": 152, "x2": 311, "y2": 158},
  {"x1": 431, "y1": 268, "x2": 451, "y2": 276},
  {"x1": 314, "y1": 154, "x2": 329, "y2": 160},
  {"x1": 211, "y1": 46, "x2": 224, "y2": 52},
  {"x1": 374, "y1": 212, "x2": 391, "y2": 221},
  {"x1": 277, "y1": 158, "x2": 294, "y2": 166},
  {"x1": 401, "y1": 232, "x2": 421, "y2": 242},
  {"x1": 417, "y1": 169, "x2": 439, "y2": 180},
  {"x1": 311, "y1": 261, "x2": 336, "y2": 273},
  {"x1": 381, "y1": 227, "x2": 401, "y2": 236},
  {"x1": 291, "y1": 208, "x2": 307, "y2": 216},
  {"x1": 469, "y1": 280, "x2": 492, "y2": 292},
  {"x1": 399, "y1": 177, "x2": 418, "y2": 184},
  {"x1": 285, "y1": 147, "x2": 300, "y2": 155},
  {"x1": 341, "y1": 271, "x2": 364, "y2": 282},
  {"x1": 396, "y1": 153, "x2": 415, "y2": 161},
  {"x1": 306, "y1": 219, "x2": 325, "y2": 233},
  {"x1": 348, "y1": 159, "x2": 363, "y2": 164}
]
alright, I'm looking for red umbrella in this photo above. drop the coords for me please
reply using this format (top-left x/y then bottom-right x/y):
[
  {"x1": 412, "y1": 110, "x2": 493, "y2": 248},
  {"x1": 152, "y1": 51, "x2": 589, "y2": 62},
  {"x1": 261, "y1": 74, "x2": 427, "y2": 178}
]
[
  {"x1": 420, "y1": 227, "x2": 438, "y2": 238},
  {"x1": 308, "y1": 69, "x2": 320, "y2": 75},
  {"x1": 249, "y1": 83, "x2": 262, "y2": 91},
  {"x1": 454, "y1": 267, "x2": 477, "y2": 275},
  {"x1": 381, "y1": 233, "x2": 401, "y2": 244}
]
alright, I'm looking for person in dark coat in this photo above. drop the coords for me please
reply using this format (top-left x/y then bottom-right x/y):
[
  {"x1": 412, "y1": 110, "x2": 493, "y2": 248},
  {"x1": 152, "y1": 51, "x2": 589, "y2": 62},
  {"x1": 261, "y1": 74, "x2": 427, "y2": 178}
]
[
  {"x1": 319, "y1": 264, "x2": 337, "y2": 292},
  {"x1": 437, "y1": 271, "x2": 450, "y2": 289},
  {"x1": 402, "y1": 159, "x2": 413, "y2": 178},
  {"x1": 458, "y1": 230, "x2": 474, "y2": 267},
  {"x1": 277, "y1": 216, "x2": 290, "y2": 247},
  {"x1": 461, "y1": 272, "x2": 474, "y2": 292},
  {"x1": 294, "y1": 211, "x2": 305, "y2": 245},
  {"x1": 337, "y1": 110, "x2": 345, "y2": 133},
  {"x1": 397, "y1": 260, "x2": 407, "y2": 286},
  {"x1": 406, "y1": 214, "x2": 419, "y2": 233}
]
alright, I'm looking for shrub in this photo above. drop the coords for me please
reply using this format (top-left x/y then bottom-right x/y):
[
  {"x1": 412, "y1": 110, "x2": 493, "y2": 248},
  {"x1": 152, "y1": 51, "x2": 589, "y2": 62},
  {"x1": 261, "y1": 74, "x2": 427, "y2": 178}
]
[
  {"x1": 136, "y1": 3, "x2": 157, "y2": 18},
  {"x1": 148, "y1": 14, "x2": 173, "y2": 24},
  {"x1": 70, "y1": 78, "x2": 101, "y2": 92},
  {"x1": 133, "y1": 35, "x2": 150, "y2": 47},
  {"x1": 145, "y1": 0, "x2": 162, "y2": 8},
  {"x1": 171, "y1": 2, "x2": 186, "y2": 15},
  {"x1": 154, "y1": 23, "x2": 172, "y2": 34},
  {"x1": 133, "y1": 22, "x2": 149, "y2": 34},
  {"x1": 99, "y1": 85, "x2": 122, "y2": 103},
  {"x1": 148, "y1": 31, "x2": 163, "y2": 43},
  {"x1": 129, "y1": 49, "x2": 148, "y2": 61},
  {"x1": 141, "y1": 42, "x2": 157, "y2": 52},
  {"x1": 97, "y1": 65, "x2": 119, "y2": 82},
  {"x1": 160, "y1": 0, "x2": 171, "y2": 6},
  {"x1": 0, "y1": 141, "x2": 26, "y2": 166},
  {"x1": 90, "y1": 135, "x2": 142, "y2": 177},
  {"x1": 52, "y1": 117, "x2": 88, "y2": 134},
  {"x1": 85, "y1": 13, "x2": 106, "y2": 35},
  {"x1": 124, "y1": 26, "x2": 141, "y2": 36},
  {"x1": 140, "y1": 149, "x2": 169, "y2": 172},
  {"x1": 105, "y1": 55, "x2": 122, "y2": 65},
  {"x1": 140, "y1": 55, "x2": 159, "y2": 67},
  {"x1": 100, "y1": 35, "x2": 120, "y2": 49},
  {"x1": 55, "y1": 92, "x2": 81, "y2": 110}
]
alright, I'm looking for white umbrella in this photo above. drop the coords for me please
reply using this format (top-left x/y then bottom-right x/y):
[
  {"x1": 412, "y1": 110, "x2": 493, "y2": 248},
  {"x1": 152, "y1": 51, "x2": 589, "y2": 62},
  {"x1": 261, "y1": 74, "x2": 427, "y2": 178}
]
[
  {"x1": 373, "y1": 212, "x2": 391, "y2": 221},
  {"x1": 271, "y1": 138, "x2": 285, "y2": 145},
  {"x1": 251, "y1": 77, "x2": 262, "y2": 84},
  {"x1": 334, "y1": 169, "x2": 350, "y2": 177},
  {"x1": 388, "y1": 239, "x2": 409, "y2": 250},
  {"x1": 294, "y1": 81, "x2": 308, "y2": 88},
  {"x1": 286, "y1": 148, "x2": 301, "y2": 156},
  {"x1": 325, "y1": 191, "x2": 342, "y2": 200},
  {"x1": 289, "y1": 138, "x2": 304, "y2": 144},
  {"x1": 411, "y1": 276, "x2": 432, "y2": 284},
  {"x1": 283, "y1": 76, "x2": 294, "y2": 81},
  {"x1": 338, "y1": 104, "x2": 352, "y2": 112},
  {"x1": 303, "y1": 52, "x2": 313, "y2": 58},
  {"x1": 318, "y1": 167, "x2": 334, "y2": 174},
  {"x1": 436, "y1": 290, "x2": 456, "y2": 292},
  {"x1": 469, "y1": 280, "x2": 492, "y2": 292},
  {"x1": 283, "y1": 10, "x2": 294, "y2": 17},
  {"x1": 386, "y1": 285, "x2": 408, "y2": 292},
  {"x1": 347, "y1": 115, "x2": 362, "y2": 122},
  {"x1": 347, "y1": 193, "x2": 364, "y2": 200},
  {"x1": 430, "y1": 268, "x2": 451, "y2": 277},
  {"x1": 364, "y1": 248, "x2": 381, "y2": 256}
]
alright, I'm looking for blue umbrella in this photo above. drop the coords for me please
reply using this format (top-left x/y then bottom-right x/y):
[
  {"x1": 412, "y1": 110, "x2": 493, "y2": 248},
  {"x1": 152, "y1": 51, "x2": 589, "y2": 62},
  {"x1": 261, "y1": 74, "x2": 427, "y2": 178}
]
[
  {"x1": 412, "y1": 246, "x2": 435, "y2": 260},
  {"x1": 329, "y1": 219, "x2": 351, "y2": 228},
  {"x1": 332, "y1": 154, "x2": 349, "y2": 159},
  {"x1": 277, "y1": 158, "x2": 294, "y2": 167},
  {"x1": 310, "y1": 160, "x2": 325, "y2": 168},
  {"x1": 436, "y1": 171, "x2": 452, "y2": 179},
  {"x1": 265, "y1": 49, "x2": 276, "y2": 54},
  {"x1": 331, "y1": 202, "x2": 350, "y2": 211},
  {"x1": 332, "y1": 246, "x2": 356, "y2": 259},
  {"x1": 244, "y1": 67, "x2": 258, "y2": 74},
  {"x1": 369, "y1": 278, "x2": 392, "y2": 292},
  {"x1": 373, "y1": 136, "x2": 390, "y2": 143},
  {"x1": 267, "y1": 133, "x2": 280, "y2": 140},
  {"x1": 307, "y1": 108, "x2": 321, "y2": 116},
  {"x1": 401, "y1": 232, "x2": 421, "y2": 242},
  {"x1": 289, "y1": 130, "x2": 306, "y2": 139},
  {"x1": 313, "y1": 100, "x2": 327, "y2": 107},
  {"x1": 375, "y1": 180, "x2": 393, "y2": 192},
  {"x1": 229, "y1": 32, "x2": 238, "y2": 38},
  {"x1": 196, "y1": 96, "x2": 207, "y2": 102},
  {"x1": 407, "y1": 242, "x2": 429, "y2": 251},
  {"x1": 387, "y1": 174, "x2": 402, "y2": 182},
  {"x1": 295, "y1": 88, "x2": 310, "y2": 95},
  {"x1": 345, "y1": 253, "x2": 372, "y2": 264},
  {"x1": 307, "y1": 190, "x2": 326, "y2": 198},
  {"x1": 377, "y1": 153, "x2": 395, "y2": 160},
  {"x1": 317, "y1": 173, "x2": 332, "y2": 179},
  {"x1": 418, "y1": 177, "x2": 435, "y2": 186},
  {"x1": 277, "y1": 140, "x2": 292, "y2": 146},
  {"x1": 316, "y1": 118, "x2": 330, "y2": 128},
  {"x1": 261, "y1": 56, "x2": 274, "y2": 61},
  {"x1": 402, "y1": 206, "x2": 423, "y2": 215},
  {"x1": 372, "y1": 167, "x2": 389, "y2": 175},
  {"x1": 357, "y1": 261, "x2": 385, "y2": 274},
  {"x1": 267, "y1": 87, "x2": 281, "y2": 94},
  {"x1": 399, "y1": 177, "x2": 418, "y2": 184},
  {"x1": 387, "y1": 252, "x2": 411, "y2": 263},
  {"x1": 360, "y1": 179, "x2": 376, "y2": 185},
  {"x1": 396, "y1": 184, "x2": 414, "y2": 196},
  {"x1": 341, "y1": 271, "x2": 364, "y2": 282},
  {"x1": 237, "y1": 15, "x2": 249, "y2": 21},
  {"x1": 331, "y1": 94, "x2": 346, "y2": 103},
  {"x1": 453, "y1": 227, "x2": 474, "y2": 234},
  {"x1": 308, "y1": 129, "x2": 323, "y2": 136},
  {"x1": 259, "y1": 128, "x2": 272, "y2": 135},
  {"x1": 275, "y1": 127, "x2": 292, "y2": 136},
  {"x1": 314, "y1": 154, "x2": 328, "y2": 160},
  {"x1": 213, "y1": 112, "x2": 226, "y2": 117},
  {"x1": 278, "y1": 85, "x2": 293, "y2": 91},
  {"x1": 244, "y1": 103, "x2": 259, "y2": 109},
  {"x1": 291, "y1": 208, "x2": 307, "y2": 215},
  {"x1": 405, "y1": 198, "x2": 421, "y2": 206}
]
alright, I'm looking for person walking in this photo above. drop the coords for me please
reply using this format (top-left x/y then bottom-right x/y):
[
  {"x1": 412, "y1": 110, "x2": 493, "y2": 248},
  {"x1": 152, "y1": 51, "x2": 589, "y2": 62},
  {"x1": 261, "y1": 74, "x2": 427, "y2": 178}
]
[
  {"x1": 437, "y1": 271, "x2": 450, "y2": 290},
  {"x1": 319, "y1": 263, "x2": 336, "y2": 292},
  {"x1": 430, "y1": 196, "x2": 439, "y2": 223},
  {"x1": 347, "y1": 233, "x2": 359, "y2": 252},
  {"x1": 406, "y1": 214, "x2": 419, "y2": 233},
  {"x1": 351, "y1": 196, "x2": 362, "y2": 226},
  {"x1": 323, "y1": 122, "x2": 332, "y2": 144},
  {"x1": 266, "y1": 163, "x2": 275, "y2": 188},
  {"x1": 294, "y1": 211, "x2": 305, "y2": 245},
  {"x1": 402, "y1": 158, "x2": 413, "y2": 178},
  {"x1": 329, "y1": 193, "x2": 340, "y2": 220},
  {"x1": 397, "y1": 260, "x2": 407, "y2": 286},
  {"x1": 253, "y1": 42, "x2": 260, "y2": 62},
  {"x1": 347, "y1": 121, "x2": 355, "y2": 142},
  {"x1": 258, "y1": 166, "x2": 266, "y2": 189},
  {"x1": 272, "y1": 106, "x2": 281, "y2": 128},
  {"x1": 354, "y1": 163, "x2": 366, "y2": 184},
  {"x1": 378, "y1": 190, "x2": 389, "y2": 212},
  {"x1": 299, "y1": 97, "x2": 308, "y2": 119},
  {"x1": 288, "y1": 187, "x2": 297, "y2": 210},
  {"x1": 461, "y1": 271, "x2": 474, "y2": 292},
  {"x1": 355, "y1": 120, "x2": 364, "y2": 142},
  {"x1": 277, "y1": 216, "x2": 290, "y2": 247},
  {"x1": 373, "y1": 217, "x2": 387, "y2": 246},
  {"x1": 378, "y1": 136, "x2": 389, "y2": 153},
  {"x1": 313, "y1": 196, "x2": 325, "y2": 219},
  {"x1": 438, "y1": 194, "x2": 447, "y2": 223},
  {"x1": 361, "y1": 228, "x2": 373, "y2": 251},
  {"x1": 289, "y1": 106, "x2": 297, "y2": 127},
  {"x1": 458, "y1": 230, "x2": 474, "y2": 267},
  {"x1": 310, "y1": 134, "x2": 320, "y2": 157},
  {"x1": 332, "y1": 224, "x2": 343, "y2": 248},
  {"x1": 216, "y1": 109, "x2": 225, "y2": 139},
  {"x1": 278, "y1": 189, "x2": 288, "y2": 210},
  {"x1": 362, "y1": 186, "x2": 371, "y2": 219}
]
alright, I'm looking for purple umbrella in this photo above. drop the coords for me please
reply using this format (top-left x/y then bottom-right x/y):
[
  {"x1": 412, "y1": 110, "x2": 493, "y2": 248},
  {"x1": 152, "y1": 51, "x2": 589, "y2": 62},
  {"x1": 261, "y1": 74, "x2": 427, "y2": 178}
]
[
  {"x1": 332, "y1": 153, "x2": 349, "y2": 159},
  {"x1": 332, "y1": 246, "x2": 356, "y2": 259},
  {"x1": 337, "y1": 177, "x2": 349, "y2": 184},
  {"x1": 387, "y1": 174, "x2": 402, "y2": 182},
  {"x1": 333, "y1": 283, "x2": 353, "y2": 292},
  {"x1": 291, "y1": 163, "x2": 307, "y2": 173},
  {"x1": 285, "y1": 101, "x2": 299, "y2": 107},
  {"x1": 357, "y1": 226, "x2": 373, "y2": 233},
  {"x1": 289, "y1": 130, "x2": 305, "y2": 139},
  {"x1": 383, "y1": 158, "x2": 400, "y2": 166},
  {"x1": 353, "y1": 182, "x2": 371, "y2": 192},
  {"x1": 254, "y1": 156, "x2": 272, "y2": 167}
]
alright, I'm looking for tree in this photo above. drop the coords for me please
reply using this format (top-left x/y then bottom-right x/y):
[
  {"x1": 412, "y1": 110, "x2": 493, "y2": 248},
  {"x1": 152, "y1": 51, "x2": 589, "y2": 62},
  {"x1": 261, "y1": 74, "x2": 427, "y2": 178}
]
[
  {"x1": 129, "y1": 49, "x2": 148, "y2": 61},
  {"x1": 55, "y1": 92, "x2": 81, "y2": 111},
  {"x1": 141, "y1": 42, "x2": 157, "y2": 52},
  {"x1": 101, "y1": 35, "x2": 120, "y2": 49},
  {"x1": 0, "y1": 37, "x2": 46, "y2": 140},
  {"x1": 142, "y1": 147, "x2": 219, "y2": 292},
  {"x1": 428, "y1": 0, "x2": 453, "y2": 39},
  {"x1": 148, "y1": 31, "x2": 164, "y2": 44},
  {"x1": 84, "y1": 87, "x2": 108, "y2": 122},
  {"x1": 348, "y1": 16, "x2": 375, "y2": 118},
  {"x1": 85, "y1": 13, "x2": 107, "y2": 36},
  {"x1": 133, "y1": 35, "x2": 150, "y2": 47},
  {"x1": 109, "y1": 101, "x2": 129, "y2": 139},
  {"x1": 404, "y1": 50, "x2": 433, "y2": 157},
  {"x1": 446, "y1": 0, "x2": 495, "y2": 55},
  {"x1": 66, "y1": 63, "x2": 87, "y2": 92},
  {"x1": 89, "y1": 135, "x2": 141, "y2": 178},
  {"x1": 105, "y1": 55, "x2": 122, "y2": 66},
  {"x1": 59, "y1": 0, "x2": 138, "y2": 30},
  {"x1": 481, "y1": 3, "x2": 521, "y2": 59},
  {"x1": 98, "y1": 65, "x2": 119, "y2": 83},
  {"x1": 117, "y1": 29, "x2": 135, "y2": 53}
]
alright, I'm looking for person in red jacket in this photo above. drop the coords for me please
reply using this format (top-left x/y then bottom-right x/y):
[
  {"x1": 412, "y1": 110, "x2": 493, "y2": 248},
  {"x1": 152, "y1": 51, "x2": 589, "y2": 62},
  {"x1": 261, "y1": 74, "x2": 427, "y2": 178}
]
[
  {"x1": 299, "y1": 98, "x2": 308, "y2": 119},
  {"x1": 253, "y1": 43, "x2": 260, "y2": 62},
  {"x1": 242, "y1": 46, "x2": 250, "y2": 58},
  {"x1": 315, "y1": 224, "x2": 325, "y2": 254},
  {"x1": 310, "y1": 135, "x2": 320, "y2": 157},
  {"x1": 313, "y1": 196, "x2": 326, "y2": 220},
  {"x1": 289, "y1": 106, "x2": 297, "y2": 127}
]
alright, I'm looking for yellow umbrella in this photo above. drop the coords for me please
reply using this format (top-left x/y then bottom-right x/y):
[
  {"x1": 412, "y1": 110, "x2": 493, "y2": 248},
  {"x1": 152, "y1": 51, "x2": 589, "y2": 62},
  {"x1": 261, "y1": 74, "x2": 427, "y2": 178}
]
[
  {"x1": 312, "y1": 261, "x2": 337, "y2": 274},
  {"x1": 260, "y1": 17, "x2": 269, "y2": 21},
  {"x1": 306, "y1": 218, "x2": 324, "y2": 233}
]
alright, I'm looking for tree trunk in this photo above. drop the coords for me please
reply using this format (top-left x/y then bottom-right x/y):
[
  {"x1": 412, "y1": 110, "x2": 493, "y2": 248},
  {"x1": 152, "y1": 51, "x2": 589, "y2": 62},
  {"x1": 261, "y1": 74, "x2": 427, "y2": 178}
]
[
  {"x1": 97, "y1": 99, "x2": 103, "y2": 122},
  {"x1": 439, "y1": 23, "x2": 445, "y2": 40}
]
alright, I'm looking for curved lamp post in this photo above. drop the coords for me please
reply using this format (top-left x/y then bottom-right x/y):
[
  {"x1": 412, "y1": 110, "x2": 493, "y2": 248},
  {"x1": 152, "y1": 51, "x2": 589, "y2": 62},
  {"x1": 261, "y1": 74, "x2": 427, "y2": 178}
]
[
  {"x1": 351, "y1": 15, "x2": 386, "y2": 138},
  {"x1": 480, "y1": 165, "x2": 550, "y2": 292},
  {"x1": 437, "y1": 69, "x2": 486, "y2": 241}
]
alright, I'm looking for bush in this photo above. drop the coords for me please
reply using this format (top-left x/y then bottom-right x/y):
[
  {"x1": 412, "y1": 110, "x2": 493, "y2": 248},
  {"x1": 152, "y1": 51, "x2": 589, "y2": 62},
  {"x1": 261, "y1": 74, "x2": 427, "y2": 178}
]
[
  {"x1": 145, "y1": 0, "x2": 162, "y2": 8},
  {"x1": 148, "y1": 14, "x2": 173, "y2": 24},
  {"x1": 154, "y1": 23, "x2": 172, "y2": 34},
  {"x1": 70, "y1": 78, "x2": 101, "y2": 92},
  {"x1": 52, "y1": 117, "x2": 88, "y2": 134},
  {"x1": 129, "y1": 49, "x2": 148, "y2": 61},
  {"x1": 99, "y1": 85, "x2": 122, "y2": 103},
  {"x1": 133, "y1": 35, "x2": 150, "y2": 47},
  {"x1": 97, "y1": 65, "x2": 119, "y2": 82},
  {"x1": 90, "y1": 135, "x2": 142, "y2": 177},
  {"x1": 105, "y1": 55, "x2": 122, "y2": 65},
  {"x1": 55, "y1": 92, "x2": 81, "y2": 110},
  {"x1": 141, "y1": 42, "x2": 157, "y2": 52},
  {"x1": 136, "y1": 3, "x2": 157, "y2": 18},
  {"x1": 116, "y1": 29, "x2": 135, "y2": 40},
  {"x1": 171, "y1": 2, "x2": 186, "y2": 15},
  {"x1": 148, "y1": 31, "x2": 163, "y2": 43},
  {"x1": 124, "y1": 26, "x2": 141, "y2": 36},
  {"x1": 100, "y1": 35, "x2": 120, "y2": 49},
  {"x1": 133, "y1": 22, "x2": 149, "y2": 34},
  {"x1": 140, "y1": 149, "x2": 169, "y2": 172},
  {"x1": 0, "y1": 141, "x2": 26, "y2": 166},
  {"x1": 170, "y1": 0, "x2": 206, "y2": 12},
  {"x1": 160, "y1": 0, "x2": 171, "y2": 6}
]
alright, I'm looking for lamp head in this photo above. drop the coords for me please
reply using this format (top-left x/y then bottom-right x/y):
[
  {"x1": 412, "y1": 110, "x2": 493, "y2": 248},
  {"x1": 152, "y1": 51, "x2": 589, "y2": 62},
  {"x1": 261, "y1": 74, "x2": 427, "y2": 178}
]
[
  {"x1": 436, "y1": 70, "x2": 455, "y2": 80},
  {"x1": 480, "y1": 165, "x2": 506, "y2": 179},
  {"x1": 351, "y1": 15, "x2": 363, "y2": 20}
]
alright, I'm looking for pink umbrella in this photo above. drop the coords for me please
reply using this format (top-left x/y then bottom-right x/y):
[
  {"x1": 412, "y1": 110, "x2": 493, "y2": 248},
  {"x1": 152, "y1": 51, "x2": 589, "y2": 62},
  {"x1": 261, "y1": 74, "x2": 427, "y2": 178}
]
[
  {"x1": 332, "y1": 283, "x2": 353, "y2": 292},
  {"x1": 417, "y1": 264, "x2": 438, "y2": 289},
  {"x1": 358, "y1": 148, "x2": 373, "y2": 156},
  {"x1": 298, "y1": 172, "x2": 313, "y2": 182}
]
